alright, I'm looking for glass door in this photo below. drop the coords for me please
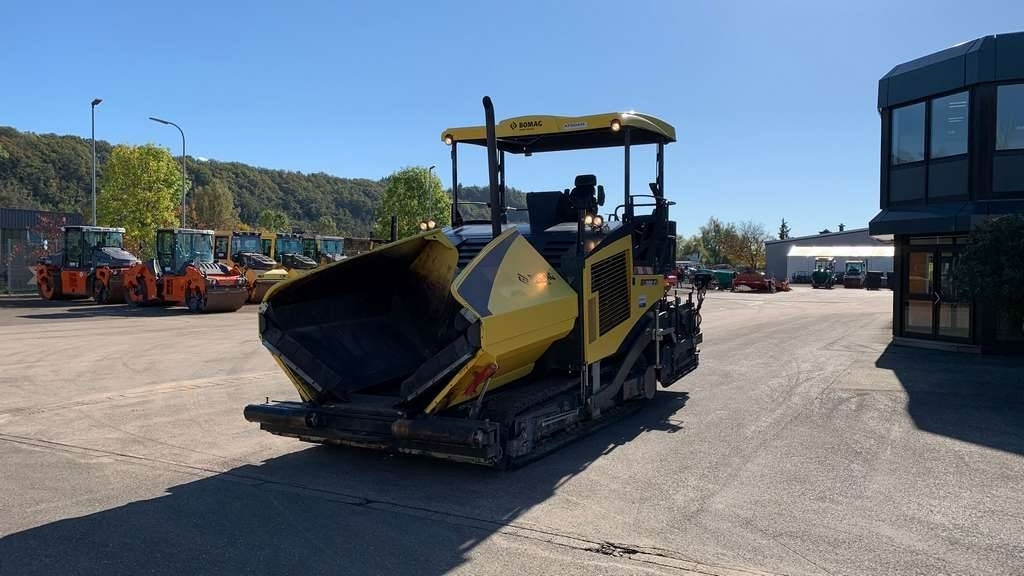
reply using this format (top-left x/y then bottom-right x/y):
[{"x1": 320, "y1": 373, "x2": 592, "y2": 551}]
[
  {"x1": 902, "y1": 245, "x2": 972, "y2": 342},
  {"x1": 936, "y1": 249, "x2": 971, "y2": 339},
  {"x1": 903, "y1": 249, "x2": 935, "y2": 336}
]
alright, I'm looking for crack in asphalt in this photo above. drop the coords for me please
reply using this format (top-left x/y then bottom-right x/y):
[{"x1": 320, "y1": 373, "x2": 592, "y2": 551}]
[{"x1": 0, "y1": 432, "x2": 787, "y2": 576}]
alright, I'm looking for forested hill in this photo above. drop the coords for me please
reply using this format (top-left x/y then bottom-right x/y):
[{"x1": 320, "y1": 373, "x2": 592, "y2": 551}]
[
  {"x1": 0, "y1": 126, "x2": 386, "y2": 236},
  {"x1": 0, "y1": 125, "x2": 533, "y2": 236}
]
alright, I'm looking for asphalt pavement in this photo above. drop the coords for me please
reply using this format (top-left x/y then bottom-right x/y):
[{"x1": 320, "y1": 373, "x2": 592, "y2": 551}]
[{"x1": 0, "y1": 287, "x2": 1021, "y2": 576}]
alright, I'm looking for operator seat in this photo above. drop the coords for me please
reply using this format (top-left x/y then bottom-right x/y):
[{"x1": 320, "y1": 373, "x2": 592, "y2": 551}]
[{"x1": 569, "y1": 174, "x2": 598, "y2": 213}]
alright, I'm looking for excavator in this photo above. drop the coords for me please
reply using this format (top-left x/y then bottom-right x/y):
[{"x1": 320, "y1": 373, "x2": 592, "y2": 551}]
[
  {"x1": 244, "y1": 97, "x2": 706, "y2": 468},
  {"x1": 214, "y1": 230, "x2": 290, "y2": 303},
  {"x1": 123, "y1": 227, "x2": 249, "y2": 313},
  {"x1": 34, "y1": 225, "x2": 140, "y2": 304}
]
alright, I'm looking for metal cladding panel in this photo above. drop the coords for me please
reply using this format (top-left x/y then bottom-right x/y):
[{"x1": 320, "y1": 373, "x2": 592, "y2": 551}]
[
  {"x1": 764, "y1": 229, "x2": 892, "y2": 280},
  {"x1": 993, "y1": 155, "x2": 1024, "y2": 196},
  {"x1": 0, "y1": 208, "x2": 82, "y2": 230},
  {"x1": 889, "y1": 165, "x2": 927, "y2": 203},
  {"x1": 995, "y1": 33, "x2": 1024, "y2": 80},
  {"x1": 765, "y1": 242, "x2": 789, "y2": 280},
  {"x1": 886, "y1": 52, "x2": 967, "y2": 107},
  {"x1": 965, "y1": 37, "x2": 997, "y2": 85},
  {"x1": 928, "y1": 159, "x2": 969, "y2": 199},
  {"x1": 868, "y1": 204, "x2": 970, "y2": 236},
  {"x1": 969, "y1": 199, "x2": 1024, "y2": 218},
  {"x1": 877, "y1": 77, "x2": 890, "y2": 110},
  {"x1": 880, "y1": 32, "x2": 1024, "y2": 110}
]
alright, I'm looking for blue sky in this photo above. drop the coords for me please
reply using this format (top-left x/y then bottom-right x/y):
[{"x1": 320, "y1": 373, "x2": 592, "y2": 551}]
[{"x1": 1, "y1": 1, "x2": 1019, "y2": 238}]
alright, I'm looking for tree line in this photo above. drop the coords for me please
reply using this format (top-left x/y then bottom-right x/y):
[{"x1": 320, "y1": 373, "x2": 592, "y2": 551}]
[
  {"x1": 0, "y1": 125, "x2": 534, "y2": 258},
  {"x1": 676, "y1": 216, "x2": 777, "y2": 271},
  {"x1": 3, "y1": 124, "x2": 787, "y2": 272},
  {"x1": 0, "y1": 126, "x2": 386, "y2": 251}
]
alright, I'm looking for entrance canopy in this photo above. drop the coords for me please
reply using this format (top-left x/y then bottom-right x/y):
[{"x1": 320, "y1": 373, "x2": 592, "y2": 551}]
[{"x1": 787, "y1": 245, "x2": 894, "y2": 258}]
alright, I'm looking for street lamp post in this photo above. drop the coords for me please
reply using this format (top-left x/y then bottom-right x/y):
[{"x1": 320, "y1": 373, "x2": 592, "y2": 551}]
[
  {"x1": 420, "y1": 165, "x2": 437, "y2": 231},
  {"x1": 148, "y1": 116, "x2": 187, "y2": 228},
  {"x1": 91, "y1": 98, "x2": 102, "y2": 226}
]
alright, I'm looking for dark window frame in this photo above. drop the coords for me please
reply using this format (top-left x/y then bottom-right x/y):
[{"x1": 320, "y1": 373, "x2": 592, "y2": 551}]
[
  {"x1": 887, "y1": 88, "x2": 972, "y2": 207},
  {"x1": 891, "y1": 101, "x2": 927, "y2": 166},
  {"x1": 930, "y1": 90, "x2": 971, "y2": 159},
  {"x1": 64, "y1": 228, "x2": 84, "y2": 268},
  {"x1": 992, "y1": 82, "x2": 1024, "y2": 198},
  {"x1": 995, "y1": 82, "x2": 1024, "y2": 152}
]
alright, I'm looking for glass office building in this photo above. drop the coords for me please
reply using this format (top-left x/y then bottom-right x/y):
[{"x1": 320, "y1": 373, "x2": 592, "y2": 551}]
[{"x1": 870, "y1": 31, "x2": 1024, "y2": 353}]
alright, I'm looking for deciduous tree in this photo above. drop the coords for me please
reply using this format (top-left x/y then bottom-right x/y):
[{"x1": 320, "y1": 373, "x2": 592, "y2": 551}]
[
  {"x1": 192, "y1": 180, "x2": 239, "y2": 230},
  {"x1": 97, "y1": 144, "x2": 181, "y2": 258},
  {"x1": 676, "y1": 234, "x2": 702, "y2": 264},
  {"x1": 698, "y1": 217, "x2": 739, "y2": 265},
  {"x1": 373, "y1": 166, "x2": 451, "y2": 239},
  {"x1": 733, "y1": 220, "x2": 772, "y2": 270},
  {"x1": 258, "y1": 209, "x2": 290, "y2": 232},
  {"x1": 317, "y1": 215, "x2": 338, "y2": 235}
]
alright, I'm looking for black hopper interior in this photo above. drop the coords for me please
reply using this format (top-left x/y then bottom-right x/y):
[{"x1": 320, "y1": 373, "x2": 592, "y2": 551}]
[{"x1": 259, "y1": 236, "x2": 478, "y2": 404}]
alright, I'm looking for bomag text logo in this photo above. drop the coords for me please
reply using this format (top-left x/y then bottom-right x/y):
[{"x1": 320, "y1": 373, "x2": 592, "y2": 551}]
[
  {"x1": 509, "y1": 119, "x2": 543, "y2": 131},
  {"x1": 518, "y1": 271, "x2": 557, "y2": 285}
]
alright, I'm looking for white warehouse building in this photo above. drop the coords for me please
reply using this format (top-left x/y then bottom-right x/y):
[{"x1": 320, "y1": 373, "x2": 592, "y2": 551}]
[{"x1": 764, "y1": 227, "x2": 894, "y2": 283}]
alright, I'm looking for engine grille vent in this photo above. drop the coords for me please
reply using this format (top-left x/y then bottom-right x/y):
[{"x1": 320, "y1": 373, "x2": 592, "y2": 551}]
[
  {"x1": 457, "y1": 238, "x2": 492, "y2": 270},
  {"x1": 539, "y1": 239, "x2": 576, "y2": 269},
  {"x1": 590, "y1": 250, "x2": 630, "y2": 336}
]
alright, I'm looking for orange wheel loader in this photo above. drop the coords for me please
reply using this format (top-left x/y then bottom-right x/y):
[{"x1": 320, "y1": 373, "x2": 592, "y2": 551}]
[
  {"x1": 34, "y1": 225, "x2": 141, "y2": 304},
  {"x1": 123, "y1": 227, "x2": 249, "y2": 313}
]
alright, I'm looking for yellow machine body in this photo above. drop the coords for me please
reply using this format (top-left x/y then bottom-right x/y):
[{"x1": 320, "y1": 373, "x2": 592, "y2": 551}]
[
  {"x1": 214, "y1": 230, "x2": 290, "y2": 303},
  {"x1": 245, "y1": 99, "x2": 704, "y2": 468},
  {"x1": 426, "y1": 228, "x2": 578, "y2": 412}
]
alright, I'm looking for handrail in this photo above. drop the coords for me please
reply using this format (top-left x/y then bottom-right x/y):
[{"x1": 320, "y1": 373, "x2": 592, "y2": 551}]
[{"x1": 612, "y1": 195, "x2": 676, "y2": 219}]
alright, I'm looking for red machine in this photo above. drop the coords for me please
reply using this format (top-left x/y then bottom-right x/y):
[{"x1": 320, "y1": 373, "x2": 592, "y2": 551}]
[{"x1": 732, "y1": 268, "x2": 789, "y2": 293}]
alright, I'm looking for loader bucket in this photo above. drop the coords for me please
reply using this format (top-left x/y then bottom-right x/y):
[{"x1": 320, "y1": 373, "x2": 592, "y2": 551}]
[{"x1": 258, "y1": 227, "x2": 579, "y2": 411}]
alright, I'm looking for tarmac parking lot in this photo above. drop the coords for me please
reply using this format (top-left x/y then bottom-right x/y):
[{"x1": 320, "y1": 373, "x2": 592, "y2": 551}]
[{"x1": 0, "y1": 286, "x2": 1022, "y2": 576}]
